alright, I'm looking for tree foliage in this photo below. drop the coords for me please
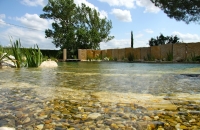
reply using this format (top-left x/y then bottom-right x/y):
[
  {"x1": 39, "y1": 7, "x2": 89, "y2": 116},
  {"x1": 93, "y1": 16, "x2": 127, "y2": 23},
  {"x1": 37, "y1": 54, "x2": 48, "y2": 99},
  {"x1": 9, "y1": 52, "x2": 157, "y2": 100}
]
[
  {"x1": 150, "y1": 0, "x2": 200, "y2": 24},
  {"x1": 149, "y1": 33, "x2": 180, "y2": 46},
  {"x1": 131, "y1": 31, "x2": 133, "y2": 48},
  {"x1": 40, "y1": 0, "x2": 114, "y2": 53}
]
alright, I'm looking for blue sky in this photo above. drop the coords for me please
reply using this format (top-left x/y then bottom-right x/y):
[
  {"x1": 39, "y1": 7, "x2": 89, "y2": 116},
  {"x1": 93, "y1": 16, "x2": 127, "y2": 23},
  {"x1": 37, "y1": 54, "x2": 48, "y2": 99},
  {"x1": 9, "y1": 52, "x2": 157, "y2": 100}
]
[{"x1": 0, "y1": 0, "x2": 200, "y2": 50}]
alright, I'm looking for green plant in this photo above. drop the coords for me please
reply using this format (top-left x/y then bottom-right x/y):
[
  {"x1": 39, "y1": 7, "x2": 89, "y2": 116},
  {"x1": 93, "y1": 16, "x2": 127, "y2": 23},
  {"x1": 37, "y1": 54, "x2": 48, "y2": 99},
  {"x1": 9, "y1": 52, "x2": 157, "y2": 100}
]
[
  {"x1": 24, "y1": 45, "x2": 43, "y2": 67},
  {"x1": 190, "y1": 53, "x2": 200, "y2": 62},
  {"x1": 145, "y1": 53, "x2": 154, "y2": 61},
  {"x1": 10, "y1": 39, "x2": 24, "y2": 68},
  {"x1": 114, "y1": 57, "x2": 117, "y2": 61},
  {"x1": 166, "y1": 51, "x2": 173, "y2": 61},
  {"x1": 127, "y1": 53, "x2": 134, "y2": 62}
]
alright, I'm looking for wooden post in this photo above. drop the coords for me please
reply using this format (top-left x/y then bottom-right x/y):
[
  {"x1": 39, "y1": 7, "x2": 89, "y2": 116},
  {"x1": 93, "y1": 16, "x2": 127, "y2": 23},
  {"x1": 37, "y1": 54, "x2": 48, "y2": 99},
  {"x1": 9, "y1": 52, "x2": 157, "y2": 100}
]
[{"x1": 63, "y1": 49, "x2": 67, "y2": 61}]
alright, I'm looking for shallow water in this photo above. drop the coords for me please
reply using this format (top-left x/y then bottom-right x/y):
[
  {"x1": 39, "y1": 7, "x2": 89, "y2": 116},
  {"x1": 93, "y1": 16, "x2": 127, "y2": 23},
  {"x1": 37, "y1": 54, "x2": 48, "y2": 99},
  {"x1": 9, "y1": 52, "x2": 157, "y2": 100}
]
[{"x1": 0, "y1": 62, "x2": 200, "y2": 129}]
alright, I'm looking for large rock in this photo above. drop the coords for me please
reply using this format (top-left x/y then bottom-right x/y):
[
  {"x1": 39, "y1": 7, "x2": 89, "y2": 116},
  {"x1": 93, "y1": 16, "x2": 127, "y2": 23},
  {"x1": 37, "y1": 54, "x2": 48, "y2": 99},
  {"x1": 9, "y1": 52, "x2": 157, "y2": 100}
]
[
  {"x1": 0, "y1": 127, "x2": 15, "y2": 130},
  {"x1": 39, "y1": 60, "x2": 58, "y2": 68},
  {"x1": 0, "y1": 53, "x2": 16, "y2": 68}
]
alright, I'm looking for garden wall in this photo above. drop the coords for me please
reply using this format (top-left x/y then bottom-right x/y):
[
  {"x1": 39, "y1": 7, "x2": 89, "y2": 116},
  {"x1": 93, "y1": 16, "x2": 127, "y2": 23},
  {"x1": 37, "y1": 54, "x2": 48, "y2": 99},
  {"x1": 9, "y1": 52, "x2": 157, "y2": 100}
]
[
  {"x1": 78, "y1": 49, "x2": 87, "y2": 61},
  {"x1": 173, "y1": 44, "x2": 186, "y2": 61},
  {"x1": 186, "y1": 43, "x2": 200, "y2": 59},
  {"x1": 160, "y1": 44, "x2": 173, "y2": 60},
  {"x1": 77, "y1": 42, "x2": 200, "y2": 62},
  {"x1": 140, "y1": 47, "x2": 151, "y2": 60},
  {"x1": 151, "y1": 46, "x2": 161, "y2": 60}
]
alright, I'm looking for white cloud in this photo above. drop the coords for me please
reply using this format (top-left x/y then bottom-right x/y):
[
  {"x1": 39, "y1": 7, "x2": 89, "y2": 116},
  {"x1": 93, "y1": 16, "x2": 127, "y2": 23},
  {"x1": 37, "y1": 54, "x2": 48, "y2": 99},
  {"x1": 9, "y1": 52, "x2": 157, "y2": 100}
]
[
  {"x1": 0, "y1": 14, "x2": 6, "y2": 19},
  {"x1": 0, "y1": 14, "x2": 6, "y2": 27},
  {"x1": 21, "y1": 0, "x2": 45, "y2": 7},
  {"x1": 0, "y1": 13, "x2": 55, "y2": 49},
  {"x1": 135, "y1": 0, "x2": 160, "y2": 13},
  {"x1": 99, "y1": 10, "x2": 108, "y2": 19},
  {"x1": 16, "y1": 13, "x2": 51, "y2": 30},
  {"x1": 111, "y1": 9, "x2": 132, "y2": 22},
  {"x1": 0, "y1": 26, "x2": 56, "y2": 49},
  {"x1": 145, "y1": 29, "x2": 154, "y2": 34},
  {"x1": 99, "y1": 0, "x2": 135, "y2": 9},
  {"x1": 74, "y1": 0, "x2": 108, "y2": 18},
  {"x1": 135, "y1": 33, "x2": 143, "y2": 38},
  {"x1": 172, "y1": 31, "x2": 200, "y2": 43},
  {"x1": 101, "y1": 39, "x2": 130, "y2": 49},
  {"x1": 100, "y1": 37, "x2": 148, "y2": 49}
]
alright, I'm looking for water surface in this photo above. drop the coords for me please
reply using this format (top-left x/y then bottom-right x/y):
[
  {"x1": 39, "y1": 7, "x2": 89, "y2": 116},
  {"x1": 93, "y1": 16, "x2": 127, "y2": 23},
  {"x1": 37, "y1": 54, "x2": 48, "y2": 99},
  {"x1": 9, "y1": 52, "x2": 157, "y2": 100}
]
[{"x1": 0, "y1": 62, "x2": 200, "y2": 129}]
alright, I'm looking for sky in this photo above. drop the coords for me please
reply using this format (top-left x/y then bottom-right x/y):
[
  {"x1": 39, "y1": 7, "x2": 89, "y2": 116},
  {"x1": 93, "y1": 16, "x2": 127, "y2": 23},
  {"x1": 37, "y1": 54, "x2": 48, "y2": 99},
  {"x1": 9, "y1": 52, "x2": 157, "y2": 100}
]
[{"x1": 0, "y1": 0, "x2": 200, "y2": 50}]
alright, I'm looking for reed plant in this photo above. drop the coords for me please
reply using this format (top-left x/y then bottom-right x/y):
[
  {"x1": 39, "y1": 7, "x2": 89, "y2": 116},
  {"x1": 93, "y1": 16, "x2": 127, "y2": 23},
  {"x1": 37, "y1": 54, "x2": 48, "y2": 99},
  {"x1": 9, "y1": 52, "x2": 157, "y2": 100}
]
[
  {"x1": 10, "y1": 39, "x2": 43, "y2": 68},
  {"x1": 10, "y1": 39, "x2": 24, "y2": 68},
  {"x1": 24, "y1": 45, "x2": 43, "y2": 67}
]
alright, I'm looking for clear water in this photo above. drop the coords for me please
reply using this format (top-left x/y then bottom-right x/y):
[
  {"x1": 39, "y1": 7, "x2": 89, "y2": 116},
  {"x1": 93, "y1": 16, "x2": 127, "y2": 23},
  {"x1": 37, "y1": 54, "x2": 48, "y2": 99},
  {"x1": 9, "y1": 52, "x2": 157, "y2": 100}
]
[{"x1": 0, "y1": 62, "x2": 200, "y2": 129}]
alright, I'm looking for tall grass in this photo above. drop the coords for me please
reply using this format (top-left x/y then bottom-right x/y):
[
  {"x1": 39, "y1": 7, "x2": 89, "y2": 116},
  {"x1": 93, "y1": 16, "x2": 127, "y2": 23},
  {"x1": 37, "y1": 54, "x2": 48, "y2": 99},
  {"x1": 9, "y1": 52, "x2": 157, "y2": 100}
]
[
  {"x1": 10, "y1": 39, "x2": 43, "y2": 68},
  {"x1": 10, "y1": 39, "x2": 24, "y2": 68},
  {"x1": 24, "y1": 45, "x2": 43, "y2": 67}
]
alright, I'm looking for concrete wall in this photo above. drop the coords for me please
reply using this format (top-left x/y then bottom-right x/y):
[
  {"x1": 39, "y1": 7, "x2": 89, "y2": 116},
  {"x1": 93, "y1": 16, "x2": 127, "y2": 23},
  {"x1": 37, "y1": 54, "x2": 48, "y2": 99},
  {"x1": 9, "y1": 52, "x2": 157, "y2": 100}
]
[
  {"x1": 78, "y1": 43, "x2": 200, "y2": 62},
  {"x1": 140, "y1": 47, "x2": 151, "y2": 60},
  {"x1": 78, "y1": 49, "x2": 87, "y2": 61},
  {"x1": 133, "y1": 48, "x2": 141, "y2": 60},
  {"x1": 160, "y1": 44, "x2": 173, "y2": 60},
  {"x1": 107, "y1": 49, "x2": 112, "y2": 58},
  {"x1": 101, "y1": 50, "x2": 107, "y2": 58},
  {"x1": 87, "y1": 49, "x2": 94, "y2": 59},
  {"x1": 118, "y1": 49, "x2": 125, "y2": 61},
  {"x1": 173, "y1": 43, "x2": 186, "y2": 61},
  {"x1": 187, "y1": 43, "x2": 200, "y2": 59},
  {"x1": 125, "y1": 48, "x2": 134, "y2": 58},
  {"x1": 112, "y1": 49, "x2": 118, "y2": 60},
  {"x1": 151, "y1": 46, "x2": 161, "y2": 60},
  {"x1": 94, "y1": 50, "x2": 101, "y2": 59}
]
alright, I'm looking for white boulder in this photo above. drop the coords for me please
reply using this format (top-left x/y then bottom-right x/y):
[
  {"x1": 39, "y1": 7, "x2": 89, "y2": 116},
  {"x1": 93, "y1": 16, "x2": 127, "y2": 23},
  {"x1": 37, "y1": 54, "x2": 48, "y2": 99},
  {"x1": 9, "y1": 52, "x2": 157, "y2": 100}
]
[
  {"x1": 39, "y1": 61, "x2": 58, "y2": 68},
  {"x1": 0, "y1": 53, "x2": 16, "y2": 68}
]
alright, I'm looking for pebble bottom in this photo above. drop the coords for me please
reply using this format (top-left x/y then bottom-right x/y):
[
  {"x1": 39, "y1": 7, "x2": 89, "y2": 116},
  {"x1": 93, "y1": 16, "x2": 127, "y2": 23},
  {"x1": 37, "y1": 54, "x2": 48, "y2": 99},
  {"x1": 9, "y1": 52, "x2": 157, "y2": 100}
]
[{"x1": 0, "y1": 87, "x2": 200, "y2": 130}]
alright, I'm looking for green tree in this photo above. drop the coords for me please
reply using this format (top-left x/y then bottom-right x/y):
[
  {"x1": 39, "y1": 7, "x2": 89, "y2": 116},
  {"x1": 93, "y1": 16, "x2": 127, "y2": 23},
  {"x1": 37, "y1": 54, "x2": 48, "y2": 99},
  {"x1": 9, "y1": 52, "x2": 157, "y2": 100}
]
[
  {"x1": 150, "y1": 0, "x2": 200, "y2": 24},
  {"x1": 149, "y1": 33, "x2": 180, "y2": 46},
  {"x1": 40, "y1": 0, "x2": 114, "y2": 54},
  {"x1": 131, "y1": 31, "x2": 133, "y2": 48}
]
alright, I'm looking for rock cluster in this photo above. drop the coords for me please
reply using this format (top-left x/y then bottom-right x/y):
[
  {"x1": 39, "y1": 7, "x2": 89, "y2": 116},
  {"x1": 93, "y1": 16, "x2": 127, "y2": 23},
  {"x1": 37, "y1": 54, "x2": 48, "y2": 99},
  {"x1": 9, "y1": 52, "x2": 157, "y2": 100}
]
[{"x1": 0, "y1": 86, "x2": 200, "y2": 130}]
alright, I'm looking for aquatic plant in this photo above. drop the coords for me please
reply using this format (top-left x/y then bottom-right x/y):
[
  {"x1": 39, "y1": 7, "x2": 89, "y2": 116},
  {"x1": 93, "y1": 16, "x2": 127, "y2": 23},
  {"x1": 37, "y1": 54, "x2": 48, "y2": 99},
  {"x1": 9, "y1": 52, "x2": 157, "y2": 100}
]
[
  {"x1": 24, "y1": 45, "x2": 43, "y2": 67},
  {"x1": 10, "y1": 39, "x2": 24, "y2": 68}
]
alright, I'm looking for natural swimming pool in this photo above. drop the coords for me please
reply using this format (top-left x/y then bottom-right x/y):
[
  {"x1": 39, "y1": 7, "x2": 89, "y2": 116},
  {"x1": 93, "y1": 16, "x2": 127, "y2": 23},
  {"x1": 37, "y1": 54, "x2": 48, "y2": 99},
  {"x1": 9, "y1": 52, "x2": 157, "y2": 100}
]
[{"x1": 0, "y1": 62, "x2": 200, "y2": 129}]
